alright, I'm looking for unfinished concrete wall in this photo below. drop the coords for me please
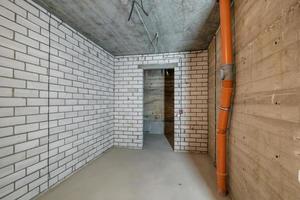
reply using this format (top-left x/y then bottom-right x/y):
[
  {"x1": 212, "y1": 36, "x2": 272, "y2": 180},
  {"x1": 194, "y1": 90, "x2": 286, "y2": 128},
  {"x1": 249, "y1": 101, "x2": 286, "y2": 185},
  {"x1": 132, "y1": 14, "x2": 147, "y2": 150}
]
[
  {"x1": 143, "y1": 69, "x2": 165, "y2": 135},
  {"x1": 208, "y1": 0, "x2": 300, "y2": 199},
  {"x1": 0, "y1": 1, "x2": 114, "y2": 199},
  {"x1": 208, "y1": 36, "x2": 216, "y2": 162},
  {"x1": 208, "y1": 28, "x2": 222, "y2": 164},
  {"x1": 114, "y1": 51, "x2": 208, "y2": 152}
]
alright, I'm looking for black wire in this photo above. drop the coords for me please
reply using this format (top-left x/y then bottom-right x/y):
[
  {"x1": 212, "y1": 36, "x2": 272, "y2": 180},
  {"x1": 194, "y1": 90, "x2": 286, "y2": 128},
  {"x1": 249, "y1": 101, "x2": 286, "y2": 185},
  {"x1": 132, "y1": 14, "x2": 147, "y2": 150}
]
[
  {"x1": 47, "y1": 13, "x2": 52, "y2": 188},
  {"x1": 128, "y1": 1, "x2": 135, "y2": 21},
  {"x1": 179, "y1": 57, "x2": 183, "y2": 151},
  {"x1": 128, "y1": 0, "x2": 149, "y2": 21}
]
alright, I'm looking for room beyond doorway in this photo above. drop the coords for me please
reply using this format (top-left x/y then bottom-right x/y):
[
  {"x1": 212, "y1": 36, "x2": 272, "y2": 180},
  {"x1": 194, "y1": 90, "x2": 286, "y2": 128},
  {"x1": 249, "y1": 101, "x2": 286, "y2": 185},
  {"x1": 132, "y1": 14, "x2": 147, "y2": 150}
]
[{"x1": 142, "y1": 67, "x2": 174, "y2": 149}]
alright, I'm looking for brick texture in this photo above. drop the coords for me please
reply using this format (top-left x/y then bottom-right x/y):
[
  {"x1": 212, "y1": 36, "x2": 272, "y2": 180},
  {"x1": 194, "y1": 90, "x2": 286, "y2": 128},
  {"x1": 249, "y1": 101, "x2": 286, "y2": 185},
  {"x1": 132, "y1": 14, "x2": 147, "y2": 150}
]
[
  {"x1": 0, "y1": 0, "x2": 209, "y2": 199},
  {"x1": 0, "y1": 1, "x2": 114, "y2": 199},
  {"x1": 114, "y1": 52, "x2": 208, "y2": 152}
]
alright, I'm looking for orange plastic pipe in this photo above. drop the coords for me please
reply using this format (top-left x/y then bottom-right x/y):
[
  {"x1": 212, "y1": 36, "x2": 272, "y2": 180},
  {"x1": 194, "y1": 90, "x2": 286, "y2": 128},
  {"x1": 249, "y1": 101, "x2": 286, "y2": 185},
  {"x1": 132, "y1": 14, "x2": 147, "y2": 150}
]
[
  {"x1": 216, "y1": 0, "x2": 233, "y2": 196},
  {"x1": 219, "y1": 0, "x2": 233, "y2": 65}
]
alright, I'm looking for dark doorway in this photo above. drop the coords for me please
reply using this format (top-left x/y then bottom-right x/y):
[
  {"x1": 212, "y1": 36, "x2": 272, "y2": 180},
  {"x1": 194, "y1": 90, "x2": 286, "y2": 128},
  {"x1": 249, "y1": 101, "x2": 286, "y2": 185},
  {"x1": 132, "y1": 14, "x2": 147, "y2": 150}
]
[
  {"x1": 164, "y1": 69, "x2": 174, "y2": 149},
  {"x1": 143, "y1": 68, "x2": 174, "y2": 149}
]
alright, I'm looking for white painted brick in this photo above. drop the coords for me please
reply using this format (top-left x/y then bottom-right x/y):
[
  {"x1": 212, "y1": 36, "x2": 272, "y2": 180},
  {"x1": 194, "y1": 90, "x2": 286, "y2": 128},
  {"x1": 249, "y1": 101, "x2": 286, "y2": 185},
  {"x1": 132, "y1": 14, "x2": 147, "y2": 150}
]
[
  {"x1": 27, "y1": 145, "x2": 47, "y2": 157},
  {"x1": 39, "y1": 74, "x2": 49, "y2": 83},
  {"x1": 28, "y1": 13, "x2": 48, "y2": 30},
  {"x1": 0, "y1": 5, "x2": 15, "y2": 20},
  {"x1": 0, "y1": 1, "x2": 115, "y2": 198},
  {"x1": 0, "y1": 16, "x2": 27, "y2": 34},
  {"x1": 0, "y1": 1, "x2": 26, "y2": 17},
  {"x1": 0, "y1": 152, "x2": 25, "y2": 169},
  {"x1": 26, "y1": 63, "x2": 48, "y2": 75},
  {"x1": 0, "y1": 184, "x2": 14, "y2": 199},
  {"x1": 0, "y1": 88, "x2": 12, "y2": 97},
  {"x1": 15, "y1": 140, "x2": 39, "y2": 152},
  {"x1": 15, "y1": 33, "x2": 39, "y2": 49},
  {"x1": 27, "y1": 81, "x2": 48, "y2": 90},
  {"x1": 39, "y1": 10, "x2": 49, "y2": 22},
  {"x1": 0, "y1": 97, "x2": 26, "y2": 107},
  {"x1": 59, "y1": 51, "x2": 72, "y2": 61},
  {"x1": 0, "y1": 146, "x2": 13, "y2": 158},
  {"x1": 15, "y1": 171, "x2": 39, "y2": 189},
  {"x1": 59, "y1": 25, "x2": 73, "y2": 36},
  {"x1": 0, "y1": 35, "x2": 27, "y2": 53},
  {"x1": 0, "y1": 26, "x2": 13, "y2": 39},
  {"x1": 29, "y1": 30, "x2": 49, "y2": 44},
  {"x1": 28, "y1": 175, "x2": 47, "y2": 191},
  {"x1": 51, "y1": 40, "x2": 65, "y2": 52},
  {"x1": 15, "y1": 123, "x2": 39, "y2": 134},
  {"x1": 114, "y1": 51, "x2": 208, "y2": 151},
  {"x1": 16, "y1": 52, "x2": 40, "y2": 65},
  {"x1": 50, "y1": 55, "x2": 65, "y2": 65},
  {"x1": 0, "y1": 45, "x2": 14, "y2": 58},
  {"x1": 15, "y1": 0, "x2": 39, "y2": 16},
  {"x1": 15, "y1": 70, "x2": 39, "y2": 81},
  {"x1": 14, "y1": 89, "x2": 39, "y2": 97},
  {"x1": 28, "y1": 129, "x2": 48, "y2": 140},
  {"x1": 49, "y1": 139, "x2": 64, "y2": 149},
  {"x1": 28, "y1": 47, "x2": 49, "y2": 60},
  {"x1": 0, "y1": 108, "x2": 14, "y2": 117},
  {"x1": 19, "y1": 187, "x2": 39, "y2": 200},
  {"x1": 0, "y1": 165, "x2": 14, "y2": 179},
  {"x1": 0, "y1": 116, "x2": 25, "y2": 128},
  {"x1": 27, "y1": 159, "x2": 47, "y2": 174},
  {"x1": 0, "y1": 127, "x2": 13, "y2": 137},
  {"x1": 0, "y1": 135, "x2": 26, "y2": 148},
  {"x1": 1, "y1": 186, "x2": 27, "y2": 200},
  {"x1": 40, "y1": 43, "x2": 50, "y2": 52},
  {"x1": 27, "y1": 98, "x2": 48, "y2": 106},
  {"x1": 27, "y1": 114, "x2": 48, "y2": 123},
  {"x1": 16, "y1": 15, "x2": 40, "y2": 32},
  {"x1": 49, "y1": 113, "x2": 64, "y2": 121},
  {"x1": 15, "y1": 107, "x2": 39, "y2": 116},
  {"x1": 15, "y1": 156, "x2": 38, "y2": 171},
  {"x1": 0, "y1": 66, "x2": 13, "y2": 77}
]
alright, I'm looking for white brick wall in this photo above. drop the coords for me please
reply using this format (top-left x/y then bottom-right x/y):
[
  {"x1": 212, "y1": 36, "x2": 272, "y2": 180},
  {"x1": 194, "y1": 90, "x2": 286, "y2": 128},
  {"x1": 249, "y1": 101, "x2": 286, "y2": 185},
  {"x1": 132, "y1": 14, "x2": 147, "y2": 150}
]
[
  {"x1": 0, "y1": 0, "x2": 209, "y2": 199},
  {"x1": 47, "y1": 13, "x2": 114, "y2": 189},
  {"x1": 114, "y1": 51, "x2": 208, "y2": 152},
  {"x1": 0, "y1": 1, "x2": 114, "y2": 199}
]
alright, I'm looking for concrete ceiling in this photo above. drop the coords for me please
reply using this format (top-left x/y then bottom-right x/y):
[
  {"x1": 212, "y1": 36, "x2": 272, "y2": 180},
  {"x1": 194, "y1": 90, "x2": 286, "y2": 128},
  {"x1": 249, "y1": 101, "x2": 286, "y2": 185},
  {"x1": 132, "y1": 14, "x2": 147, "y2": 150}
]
[{"x1": 33, "y1": 0, "x2": 219, "y2": 56}]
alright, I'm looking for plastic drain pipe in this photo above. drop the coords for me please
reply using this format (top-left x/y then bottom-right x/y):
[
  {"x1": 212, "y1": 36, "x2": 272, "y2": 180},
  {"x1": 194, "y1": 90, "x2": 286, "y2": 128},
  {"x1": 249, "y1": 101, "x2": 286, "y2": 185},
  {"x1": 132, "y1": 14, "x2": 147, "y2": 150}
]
[{"x1": 216, "y1": 0, "x2": 233, "y2": 196}]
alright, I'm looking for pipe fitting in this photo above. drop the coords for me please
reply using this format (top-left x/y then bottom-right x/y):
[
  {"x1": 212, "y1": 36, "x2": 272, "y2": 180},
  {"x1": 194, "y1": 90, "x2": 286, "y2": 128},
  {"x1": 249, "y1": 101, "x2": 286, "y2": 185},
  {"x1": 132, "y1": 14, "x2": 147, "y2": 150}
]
[{"x1": 220, "y1": 64, "x2": 233, "y2": 80}]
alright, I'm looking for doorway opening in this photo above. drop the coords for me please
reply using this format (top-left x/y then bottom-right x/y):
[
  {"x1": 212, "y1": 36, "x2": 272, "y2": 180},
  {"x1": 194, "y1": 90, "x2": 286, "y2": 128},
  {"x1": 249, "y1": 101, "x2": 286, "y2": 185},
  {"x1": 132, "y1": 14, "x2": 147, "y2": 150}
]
[{"x1": 142, "y1": 66, "x2": 174, "y2": 150}]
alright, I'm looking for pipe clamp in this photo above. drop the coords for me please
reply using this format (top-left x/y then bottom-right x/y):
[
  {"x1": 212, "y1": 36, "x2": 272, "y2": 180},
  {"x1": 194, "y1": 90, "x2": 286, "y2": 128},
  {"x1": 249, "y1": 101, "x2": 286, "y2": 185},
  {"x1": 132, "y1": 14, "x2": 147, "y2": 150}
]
[
  {"x1": 220, "y1": 64, "x2": 233, "y2": 80},
  {"x1": 219, "y1": 106, "x2": 230, "y2": 111}
]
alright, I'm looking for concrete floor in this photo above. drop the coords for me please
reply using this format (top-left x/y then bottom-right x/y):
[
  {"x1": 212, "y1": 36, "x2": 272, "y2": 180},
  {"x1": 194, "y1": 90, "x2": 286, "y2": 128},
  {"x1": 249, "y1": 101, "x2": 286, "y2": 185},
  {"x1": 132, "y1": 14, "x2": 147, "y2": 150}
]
[{"x1": 38, "y1": 134, "x2": 230, "y2": 200}]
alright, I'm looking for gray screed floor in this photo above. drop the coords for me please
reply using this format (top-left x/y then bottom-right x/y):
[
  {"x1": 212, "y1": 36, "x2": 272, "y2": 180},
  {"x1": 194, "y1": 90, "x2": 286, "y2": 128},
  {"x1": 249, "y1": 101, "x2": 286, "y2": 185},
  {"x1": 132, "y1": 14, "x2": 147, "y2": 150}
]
[{"x1": 38, "y1": 134, "x2": 230, "y2": 200}]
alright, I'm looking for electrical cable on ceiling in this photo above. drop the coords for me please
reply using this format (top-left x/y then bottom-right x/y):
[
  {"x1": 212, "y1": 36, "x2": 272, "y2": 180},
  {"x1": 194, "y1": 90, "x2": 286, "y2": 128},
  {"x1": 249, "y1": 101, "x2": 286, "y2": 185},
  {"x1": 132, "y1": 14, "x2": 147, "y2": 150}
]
[
  {"x1": 128, "y1": 0, "x2": 148, "y2": 21},
  {"x1": 151, "y1": 32, "x2": 159, "y2": 52},
  {"x1": 127, "y1": 0, "x2": 159, "y2": 53}
]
